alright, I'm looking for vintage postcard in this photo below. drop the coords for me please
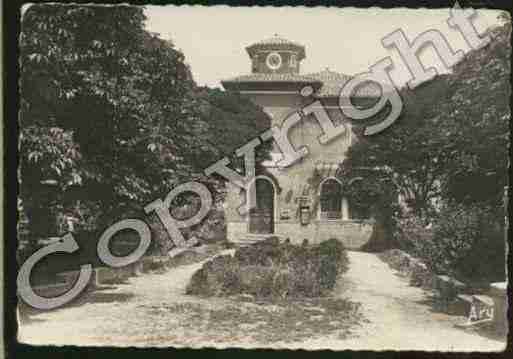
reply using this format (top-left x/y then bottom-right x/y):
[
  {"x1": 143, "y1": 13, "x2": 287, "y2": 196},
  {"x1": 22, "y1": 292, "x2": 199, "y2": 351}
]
[{"x1": 15, "y1": 3, "x2": 509, "y2": 351}]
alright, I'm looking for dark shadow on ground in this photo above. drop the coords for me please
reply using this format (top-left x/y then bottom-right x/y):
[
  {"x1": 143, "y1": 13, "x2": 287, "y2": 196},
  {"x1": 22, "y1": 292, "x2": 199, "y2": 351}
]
[
  {"x1": 18, "y1": 286, "x2": 135, "y2": 323},
  {"x1": 72, "y1": 291, "x2": 134, "y2": 306}
]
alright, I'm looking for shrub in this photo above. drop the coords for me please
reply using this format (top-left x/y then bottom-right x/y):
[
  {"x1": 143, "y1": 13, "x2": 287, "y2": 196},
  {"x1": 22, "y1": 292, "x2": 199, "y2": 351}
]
[
  {"x1": 396, "y1": 204, "x2": 505, "y2": 283},
  {"x1": 187, "y1": 254, "x2": 242, "y2": 296},
  {"x1": 314, "y1": 238, "x2": 349, "y2": 290},
  {"x1": 433, "y1": 204, "x2": 505, "y2": 283},
  {"x1": 186, "y1": 237, "x2": 349, "y2": 299},
  {"x1": 394, "y1": 215, "x2": 434, "y2": 255}
]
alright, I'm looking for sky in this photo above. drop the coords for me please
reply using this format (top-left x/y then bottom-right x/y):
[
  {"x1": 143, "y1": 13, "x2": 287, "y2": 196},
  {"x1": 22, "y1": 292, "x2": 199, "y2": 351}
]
[{"x1": 144, "y1": 5, "x2": 501, "y2": 89}]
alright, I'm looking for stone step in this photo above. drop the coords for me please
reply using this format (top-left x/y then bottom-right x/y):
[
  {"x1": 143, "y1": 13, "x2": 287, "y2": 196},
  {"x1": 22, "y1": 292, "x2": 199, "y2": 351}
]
[
  {"x1": 231, "y1": 234, "x2": 284, "y2": 246},
  {"x1": 231, "y1": 238, "x2": 265, "y2": 246}
]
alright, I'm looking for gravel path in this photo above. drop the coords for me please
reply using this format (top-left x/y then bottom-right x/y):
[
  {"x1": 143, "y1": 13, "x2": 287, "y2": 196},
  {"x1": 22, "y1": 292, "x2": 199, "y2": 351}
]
[
  {"x1": 18, "y1": 249, "x2": 236, "y2": 346},
  {"x1": 19, "y1": 250, "x2": 506, "y2": 351},
  {"x1": 292, "y1": 251, "x2": 506, "y2": 351}
]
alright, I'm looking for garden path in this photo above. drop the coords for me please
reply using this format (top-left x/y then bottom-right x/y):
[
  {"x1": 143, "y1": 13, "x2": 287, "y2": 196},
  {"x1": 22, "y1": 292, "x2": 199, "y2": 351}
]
[
  {"x1": 18, "y1": 250, "x2": 506, "y2": 350},
  {"x1": 294, "y1": 251, "x2": 506, "y2": 351}
]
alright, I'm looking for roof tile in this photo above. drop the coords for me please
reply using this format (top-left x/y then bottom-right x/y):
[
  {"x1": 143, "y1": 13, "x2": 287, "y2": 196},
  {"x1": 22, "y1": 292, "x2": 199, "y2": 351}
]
[
  {"x1": 306, "y1": 69, "x2": 382, "y2": 98},
  {"x1": 222, "y1": 69, "x2": 384, "y2": 98},
  {"x1": 222, "y1": 73, "x2": 320, "y2": 83}
]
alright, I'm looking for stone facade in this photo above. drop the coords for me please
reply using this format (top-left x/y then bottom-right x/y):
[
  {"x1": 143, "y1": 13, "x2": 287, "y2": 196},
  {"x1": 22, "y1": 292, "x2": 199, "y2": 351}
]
[{"x1": 222, "y1": 35, "x2": 378, "y2": 249}]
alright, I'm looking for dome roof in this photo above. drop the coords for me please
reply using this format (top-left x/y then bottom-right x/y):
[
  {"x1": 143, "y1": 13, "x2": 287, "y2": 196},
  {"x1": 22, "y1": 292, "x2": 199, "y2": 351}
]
[{"x1": 246, "y1": 34, "x2": 306, "y2": 60}]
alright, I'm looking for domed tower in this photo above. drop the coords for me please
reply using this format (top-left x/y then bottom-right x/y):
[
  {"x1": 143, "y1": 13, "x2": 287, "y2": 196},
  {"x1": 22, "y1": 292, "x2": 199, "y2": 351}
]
[
  {"x1": 246, "y1": 34, "x2": 306, "y2": 74},
  {"x1": 222, "y1": 35, "x2": 321, "y2": 97}
]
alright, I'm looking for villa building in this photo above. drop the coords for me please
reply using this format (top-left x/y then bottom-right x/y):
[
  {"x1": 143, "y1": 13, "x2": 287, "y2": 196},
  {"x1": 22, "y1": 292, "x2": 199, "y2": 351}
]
[{"x1": 221, "y1": 35, "x2": 380, "y2": 248}]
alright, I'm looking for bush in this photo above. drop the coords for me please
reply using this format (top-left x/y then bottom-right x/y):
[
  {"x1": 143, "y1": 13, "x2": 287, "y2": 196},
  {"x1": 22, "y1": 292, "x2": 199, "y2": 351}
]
[
  {"x1": 314, "y1": 238, "x2": 349, "y2": 290},
  {"x1": 187, "y1": 254, "x2": 242, "y2": 296},
  {"x1": 186, "y1": 237, "x2": 349, "y2": 299},
  {"x1": 396, "y1": 204, "x2": 505, "y2": 283},
  {"x1": 395, "y1": 215, "x2": 434, "y2": 255}
]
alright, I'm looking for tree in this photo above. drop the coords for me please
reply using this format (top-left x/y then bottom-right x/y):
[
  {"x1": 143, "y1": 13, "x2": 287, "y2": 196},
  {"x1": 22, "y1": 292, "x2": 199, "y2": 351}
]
[
  {"x1": 342, "y1": 16, "x2": 511, "y2": 221},
  {"x1": 19, "y1": 4, "x2": 271, "y2": 244},
  {"x1": 20, "y1": 5, "x2": 206, "y2": 236},
  {"x1": 196, "y1": 87, "x2": 272, "y2": 182},
  {"x1": 439, "y1": 17, "x2": 510, "y2": 211},
  {"x1": 342, "y1": 77, "x2": 455, "y2": 219}
]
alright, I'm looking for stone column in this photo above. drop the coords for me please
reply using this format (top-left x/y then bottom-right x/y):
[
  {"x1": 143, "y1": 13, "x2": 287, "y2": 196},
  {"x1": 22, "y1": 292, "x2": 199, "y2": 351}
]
[{"x1": 342, "y1": 197, "x2": 349, "y2": 220}]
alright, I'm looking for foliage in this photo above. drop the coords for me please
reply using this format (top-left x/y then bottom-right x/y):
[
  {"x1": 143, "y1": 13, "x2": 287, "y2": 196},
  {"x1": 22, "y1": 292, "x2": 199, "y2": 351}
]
[
  {"x1": 19, "y1": 4, "x2": 271, "y2": 244},
  {"x1": 433, "y1": 204, "x2": 505, "y2": 283},
  {"x1": 342, "y1": 17, "x2": 510, "y2": 264},
  {"x1": 196, "y1": 88, "x2": 272, "y2": 167},
  {"x1": 394, "y1": 215, "x2": 434, "y2": 255},
  {"x1": 342, "y1": 19, "x2": 511, "y2": 220},
  {"x1": 20, "y1": 126, "x2": 84, "y2": 237},
  {"x1": 20, "y1": 4, "x2": 197, "y2": 237},
  {"x1": 186, "y1": 238, "x2": 349, "y2": 298},
  {"x1": 439, "y1": 21, "x2": 511, "y2": 207},
  {"x1": 396, "y1": 204, "x2": 505, "y2": 283},
  {"x1": 343, "y1": 77, "x2": 458, "y2": 219}
]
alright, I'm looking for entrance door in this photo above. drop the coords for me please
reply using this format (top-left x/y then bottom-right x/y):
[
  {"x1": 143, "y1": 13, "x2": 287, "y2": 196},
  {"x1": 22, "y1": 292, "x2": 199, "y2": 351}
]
[{"x1": 249, "y1": 178, "x2": 274, "y2": 234}]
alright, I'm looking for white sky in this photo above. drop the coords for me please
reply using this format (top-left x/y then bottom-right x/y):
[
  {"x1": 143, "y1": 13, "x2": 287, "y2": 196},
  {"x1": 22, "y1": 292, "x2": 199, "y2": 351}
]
[{"x1": 144, "y1": 5, "x2": 501, "y2": 88}]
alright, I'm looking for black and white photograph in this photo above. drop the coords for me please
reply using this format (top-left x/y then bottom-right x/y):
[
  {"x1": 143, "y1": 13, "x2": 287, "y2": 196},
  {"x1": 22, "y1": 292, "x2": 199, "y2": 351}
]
[{"x1": 12, "y1": 2, "x2": 510, "y2": 351}]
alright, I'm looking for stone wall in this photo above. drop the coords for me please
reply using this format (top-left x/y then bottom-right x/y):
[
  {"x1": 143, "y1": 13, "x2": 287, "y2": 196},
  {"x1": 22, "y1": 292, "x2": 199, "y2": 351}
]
[
  {"x1": 227, "y1": 219, "x2": 374, "y2": 249},
  {"x1": 276, "y1": 220, "x2": 374, "y2": 248}
]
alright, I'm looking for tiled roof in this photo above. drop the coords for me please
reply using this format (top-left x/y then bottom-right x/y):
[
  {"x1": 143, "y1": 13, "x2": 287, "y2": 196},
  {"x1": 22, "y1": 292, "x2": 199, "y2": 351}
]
[
  {"x1": 306, "y1": 69, "x2": 353, "y2": 98},
  {"x1": 248, "y1": 35, "x2": 304, "y2": 48},
  {"x1": 306, "y1": 69, "x2": 382, "y2": 98},
  {"x1": 246, "y1": 35, "x2": 306, "y2": 60},
  {"x1": 222, "y1": 73, "x2": 321, "y2": 84},
  {"x1": 308, "y1": 69, "x2": 353, "y2": 83},
  {"x1": 222, "y1": 69, "x2": 384, "y2": 98}
]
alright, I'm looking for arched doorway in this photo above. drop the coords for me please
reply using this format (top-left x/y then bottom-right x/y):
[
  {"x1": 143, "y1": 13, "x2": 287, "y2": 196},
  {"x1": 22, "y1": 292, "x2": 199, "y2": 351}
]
[
  {"x1": 319, "y1": 178, "x2": 343, "y2": 220},
  {"x1": 249, "y1": 178, "x2": 275, "y2": 234}
]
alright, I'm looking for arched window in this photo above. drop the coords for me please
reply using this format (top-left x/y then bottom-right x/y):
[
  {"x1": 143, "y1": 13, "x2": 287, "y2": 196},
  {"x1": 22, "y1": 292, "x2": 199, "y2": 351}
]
[
  {"x1": 319, "y1": 179, "x2": 342, "y2": 219},
  {"x1": 289, "y1": 53, "x2": 297, "y2": 68}
]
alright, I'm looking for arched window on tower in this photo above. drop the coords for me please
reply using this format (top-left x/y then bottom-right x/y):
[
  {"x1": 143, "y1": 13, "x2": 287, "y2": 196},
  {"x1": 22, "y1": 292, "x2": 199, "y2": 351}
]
[
  {"x1": 289, "y1": 53, "x2": 297, "y2": 68},
  {"x1": 251, "y1": 54, "x2": 259, "y2": 73},
  {"x1": 319, "y1": 179, "x2": 343, "y2": 220}
]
